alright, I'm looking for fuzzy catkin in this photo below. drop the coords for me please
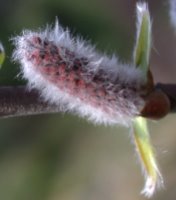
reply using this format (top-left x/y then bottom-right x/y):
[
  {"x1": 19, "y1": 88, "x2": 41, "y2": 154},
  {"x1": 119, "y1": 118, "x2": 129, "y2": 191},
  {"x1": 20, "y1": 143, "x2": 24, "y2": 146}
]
[{"x1": 13, "y1": 21, "x2": 145, "y2": 126}]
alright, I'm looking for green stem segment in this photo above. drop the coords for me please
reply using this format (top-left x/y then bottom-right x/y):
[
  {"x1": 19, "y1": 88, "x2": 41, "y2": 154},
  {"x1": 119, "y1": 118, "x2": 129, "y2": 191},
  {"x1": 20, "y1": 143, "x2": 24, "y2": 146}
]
[
  {"x1": 134, "y1": 3, "x2": 151, "y2": 81},
  {"x1": 133, "y1": 117, "x2": 163, "y2": 197},
  {"x1": 132, "y1": 3, "x2": 163, "y2": 197}
]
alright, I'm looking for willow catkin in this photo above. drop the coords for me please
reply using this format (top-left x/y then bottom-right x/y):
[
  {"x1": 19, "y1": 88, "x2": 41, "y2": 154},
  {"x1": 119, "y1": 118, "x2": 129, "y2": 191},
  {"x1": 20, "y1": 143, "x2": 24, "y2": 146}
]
[{"x1": 12, "y1": 21, "x2": 145, "y2": 126}]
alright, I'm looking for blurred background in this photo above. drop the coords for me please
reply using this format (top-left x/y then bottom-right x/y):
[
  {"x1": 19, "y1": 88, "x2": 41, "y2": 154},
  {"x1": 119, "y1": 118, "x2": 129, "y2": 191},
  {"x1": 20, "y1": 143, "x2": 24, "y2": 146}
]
[{"x1": 0, "y1": 0, "x2": 176, "y2": 199}]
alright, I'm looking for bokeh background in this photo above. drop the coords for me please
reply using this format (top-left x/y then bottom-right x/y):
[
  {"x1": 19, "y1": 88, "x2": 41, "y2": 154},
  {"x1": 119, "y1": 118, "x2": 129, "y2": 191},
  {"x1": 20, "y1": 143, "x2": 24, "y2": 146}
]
[{"x1": 0, "y1": 0, "x2": 176, "y2": 199}]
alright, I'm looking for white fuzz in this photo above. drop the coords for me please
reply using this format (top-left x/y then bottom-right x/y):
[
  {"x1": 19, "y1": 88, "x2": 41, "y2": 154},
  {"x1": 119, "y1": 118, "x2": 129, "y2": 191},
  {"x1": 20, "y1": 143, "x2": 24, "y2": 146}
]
[
  {"x1": 136, "y1": 2, "x2": 149, "y2": 18},
  {"x1": 13, "y1": 20, "x2": 145, "y2": 126},
  {"x1": 169, "y1": 0, "x2": 176, "y2": 30},
  {"x1": 141, "y1": 171, "x2": 164, "y2": 198},
  {"x1": 140, "y1": 158, "x2": 164, "y2": 198}
]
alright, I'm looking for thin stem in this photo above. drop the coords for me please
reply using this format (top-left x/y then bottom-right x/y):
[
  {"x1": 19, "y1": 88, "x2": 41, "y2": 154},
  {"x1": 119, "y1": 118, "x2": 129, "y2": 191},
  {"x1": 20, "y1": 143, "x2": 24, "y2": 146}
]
[
  {"x1": 0, "y1": 83, "x2": 175, "y2": 119},
  {"x1": 0, "y1": 86, "x2": 59, "y2": 118}
]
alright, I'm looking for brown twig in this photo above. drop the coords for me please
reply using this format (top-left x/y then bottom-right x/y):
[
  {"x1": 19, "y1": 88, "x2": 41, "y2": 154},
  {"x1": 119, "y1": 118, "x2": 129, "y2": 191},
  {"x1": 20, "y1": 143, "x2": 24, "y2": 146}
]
[
  {"x1": 0, "y1": 86, "x2": 59, "y2": 118},
  {"x1": 155, "y1": 83, "x2": 176, "y2": 113},
  {"x1": 0, "y1": 84, "x2": 175, "y2": 119}
]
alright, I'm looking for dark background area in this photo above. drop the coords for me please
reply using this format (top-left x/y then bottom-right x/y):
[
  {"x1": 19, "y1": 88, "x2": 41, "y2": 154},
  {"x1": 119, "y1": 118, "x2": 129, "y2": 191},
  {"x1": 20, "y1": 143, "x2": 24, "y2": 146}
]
[{"x1": 0, "y1": 0, "x2": 175, "y2": 199}]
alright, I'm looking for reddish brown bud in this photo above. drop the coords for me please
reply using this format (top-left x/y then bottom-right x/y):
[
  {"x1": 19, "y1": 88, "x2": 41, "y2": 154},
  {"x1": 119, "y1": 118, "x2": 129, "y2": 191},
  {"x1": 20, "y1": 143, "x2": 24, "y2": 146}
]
[{"x1": 141, "y1": 90, "x2": 170, "y2": 119}]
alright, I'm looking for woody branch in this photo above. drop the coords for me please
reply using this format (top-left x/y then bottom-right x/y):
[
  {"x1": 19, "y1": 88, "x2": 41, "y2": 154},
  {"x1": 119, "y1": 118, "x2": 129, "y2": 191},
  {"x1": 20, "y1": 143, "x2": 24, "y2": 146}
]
[{"x1": 0, "y1": 83, "x2": 175, "y2": 119}]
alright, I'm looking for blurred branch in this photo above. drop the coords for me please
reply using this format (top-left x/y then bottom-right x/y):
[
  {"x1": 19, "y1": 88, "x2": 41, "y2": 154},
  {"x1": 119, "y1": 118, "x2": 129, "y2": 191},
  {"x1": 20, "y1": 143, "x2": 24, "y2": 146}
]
[
  {"x1": 0, "y1": 84, "x2": 175, "y2": 119},
  {"x1": 0, "y1": 86, "x2": 59, "y2": 118},
  {"x1": 156, "y1": 83, "x2": 176, "y2": 113}
]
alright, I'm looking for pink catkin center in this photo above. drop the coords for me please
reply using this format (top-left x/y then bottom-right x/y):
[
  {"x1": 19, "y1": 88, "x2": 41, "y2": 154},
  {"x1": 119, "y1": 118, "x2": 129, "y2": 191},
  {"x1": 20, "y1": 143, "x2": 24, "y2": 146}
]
[{"x1": 26, "y1": 36, "x2": 140, "y2": 117}]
